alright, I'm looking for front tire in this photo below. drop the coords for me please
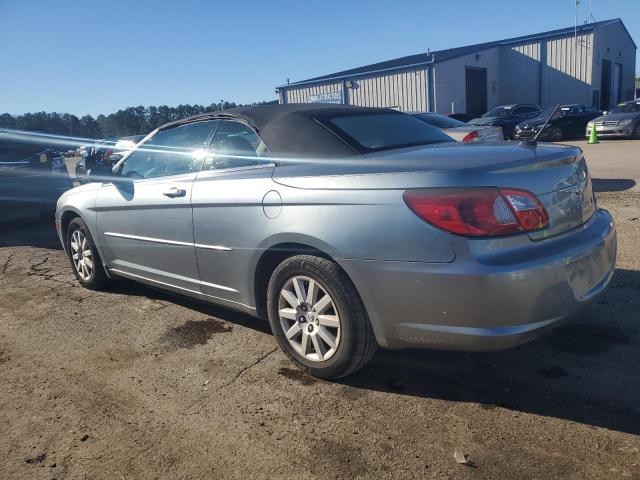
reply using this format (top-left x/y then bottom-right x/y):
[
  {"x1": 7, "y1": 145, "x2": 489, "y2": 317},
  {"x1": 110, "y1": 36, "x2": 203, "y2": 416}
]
[
  {"x1": 66, "y1": 217, "x2": 109, "y2": 290},
  {"x1": 267, "y1": 255, "x2": 376, "y2": 379}
]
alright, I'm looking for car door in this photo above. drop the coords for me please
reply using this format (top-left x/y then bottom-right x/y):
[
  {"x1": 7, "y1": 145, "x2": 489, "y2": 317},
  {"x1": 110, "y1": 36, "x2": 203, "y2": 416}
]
[
  {"x1": 191, "y1": 120, "x2": 275, "y2": 307},
  {"x1": 95, "y1": 120, "x2": 220, "y2": 292}
]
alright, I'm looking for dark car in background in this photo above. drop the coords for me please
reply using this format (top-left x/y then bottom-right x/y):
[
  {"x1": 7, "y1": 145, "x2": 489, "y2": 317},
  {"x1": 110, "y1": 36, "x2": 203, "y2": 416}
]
[
  {"x1": 469, "y1": 104, "x2": 542, "y2": 139},
  {"x1": 514, "y1": 104, "x2": 602, "y2": 141},
  {"x1": 0, "y1": 148, "x2": 72, "y2": 222},
  {"x1": 586, "y1": 100, "x2": 640, "y2": 139},
  {"x1": 75, "y1": 134, "x2": 145, "y2": 183}
]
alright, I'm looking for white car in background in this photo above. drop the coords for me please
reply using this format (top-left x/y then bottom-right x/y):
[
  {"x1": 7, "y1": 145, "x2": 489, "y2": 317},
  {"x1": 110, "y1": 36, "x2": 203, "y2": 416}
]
[{"x1": 413, "y1": 112, "x2": 504, "y2": 142}]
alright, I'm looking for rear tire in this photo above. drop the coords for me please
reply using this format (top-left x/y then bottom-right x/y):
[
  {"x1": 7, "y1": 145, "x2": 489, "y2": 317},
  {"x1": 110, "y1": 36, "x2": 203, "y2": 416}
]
[
  {"x1": 634, "y1": 124, "x2": 640, "y2": 140},
  {"x1": 65, "y1": 217, "x2": 109, "y2": 290},
  {"x1": 267, "y1": 255, "x2": 377, "y2": 379}
]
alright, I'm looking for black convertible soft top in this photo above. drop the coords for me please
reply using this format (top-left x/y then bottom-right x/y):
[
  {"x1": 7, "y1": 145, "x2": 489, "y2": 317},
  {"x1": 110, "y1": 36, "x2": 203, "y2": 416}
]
[{"x1": 159, "y1": 104, "x2": 399, "y2": 158}]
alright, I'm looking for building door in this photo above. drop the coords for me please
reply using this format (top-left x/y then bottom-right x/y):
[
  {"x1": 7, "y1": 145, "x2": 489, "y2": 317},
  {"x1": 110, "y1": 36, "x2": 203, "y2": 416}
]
[
  {"x1": 600, "y1": 60, "x2": 612, "y2": 109},
  {"x1": 613, "y1": 63, "x2": 623, "y2": 104},
  {"x1": 465, "y1": 67, "x2": 487, "y2": 117}
]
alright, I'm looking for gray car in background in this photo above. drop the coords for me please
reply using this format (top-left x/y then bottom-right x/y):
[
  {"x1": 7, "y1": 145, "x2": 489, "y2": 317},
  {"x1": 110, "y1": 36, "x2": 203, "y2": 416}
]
[
  {"x1": 586, "y1": 99, "x2": 640, "y2": 139},
  {"x1": 55, "y1": 105, "x2": 616, "y2": 379},
  {"x1": 413, "y1": 112, "x2": 504, "y2": 142}
]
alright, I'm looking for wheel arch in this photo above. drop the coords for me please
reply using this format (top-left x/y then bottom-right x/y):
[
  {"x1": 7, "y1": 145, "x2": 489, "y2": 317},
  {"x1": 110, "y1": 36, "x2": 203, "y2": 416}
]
[
  {"x1": 58, "y1": 207, "x2": 111, "y2": 278},
  {"x1": 60, "y1": 209, "x2": 81, "y2": 241},
  {"x1": 253, "y1": 242, "x2": 334, "y2": 320},
  {"x1": 252, "y1": 240, "x2": 384, "y2": 347}
]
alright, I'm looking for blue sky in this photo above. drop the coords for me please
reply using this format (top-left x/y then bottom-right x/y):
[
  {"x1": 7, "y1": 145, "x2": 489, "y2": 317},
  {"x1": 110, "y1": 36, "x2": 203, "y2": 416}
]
[{"x1": 0, "y1": 0, "x2": 637, "y2": 116}]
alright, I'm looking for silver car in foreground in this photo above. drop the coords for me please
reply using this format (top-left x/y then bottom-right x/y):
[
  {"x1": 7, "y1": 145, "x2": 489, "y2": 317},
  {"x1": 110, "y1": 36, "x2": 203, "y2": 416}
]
[{"x1": 56, "y1": 105, "x2": 617, "y2": 379}]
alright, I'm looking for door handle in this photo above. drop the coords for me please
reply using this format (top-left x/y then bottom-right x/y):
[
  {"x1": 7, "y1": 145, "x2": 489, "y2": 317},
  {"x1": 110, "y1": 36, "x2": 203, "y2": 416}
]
[{"x1": 163, "y1": 186, "x2": 186, "y2": 198}]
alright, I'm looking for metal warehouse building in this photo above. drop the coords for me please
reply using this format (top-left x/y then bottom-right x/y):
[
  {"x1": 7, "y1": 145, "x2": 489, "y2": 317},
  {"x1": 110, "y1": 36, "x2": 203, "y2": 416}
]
[{"x1": 277, "y1": 18, "x2": 636, "y2": 117}]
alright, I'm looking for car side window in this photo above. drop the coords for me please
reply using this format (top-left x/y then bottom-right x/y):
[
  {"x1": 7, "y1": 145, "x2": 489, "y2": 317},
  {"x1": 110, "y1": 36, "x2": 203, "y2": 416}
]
[
  {"x1": 204, "y1": 120, "x2": 270, "y2": 171},
  {"x1": 120, "y1": 120, "x2": 220, "y2": 180}
]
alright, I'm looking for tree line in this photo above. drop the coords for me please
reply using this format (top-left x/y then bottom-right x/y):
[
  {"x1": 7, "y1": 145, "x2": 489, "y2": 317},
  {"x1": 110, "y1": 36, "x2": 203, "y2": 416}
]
[{"x1": 0, "y1": 100, "x2": 271, "y2": 140}]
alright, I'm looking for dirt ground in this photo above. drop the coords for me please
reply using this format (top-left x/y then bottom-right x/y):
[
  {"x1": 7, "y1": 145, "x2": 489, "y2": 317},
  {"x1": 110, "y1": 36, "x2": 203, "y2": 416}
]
[{"x1": 1, "y1": 139, "x2": 639, "y2": 479}]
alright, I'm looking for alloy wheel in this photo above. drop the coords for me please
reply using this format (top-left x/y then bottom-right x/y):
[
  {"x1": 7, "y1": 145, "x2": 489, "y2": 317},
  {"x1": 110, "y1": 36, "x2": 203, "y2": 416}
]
[
  {"x1": 278, "y1": 275, "x2": 341, "y2": 362},
  {"x1": 70, "y1": 230, "x2": 93, "y2": 280}
]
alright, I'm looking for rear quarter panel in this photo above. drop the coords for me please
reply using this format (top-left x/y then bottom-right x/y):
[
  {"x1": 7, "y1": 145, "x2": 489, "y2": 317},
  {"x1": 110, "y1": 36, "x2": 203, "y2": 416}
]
[{"x1": 192, "y1": 169, "x2": 456, "y2": 309}]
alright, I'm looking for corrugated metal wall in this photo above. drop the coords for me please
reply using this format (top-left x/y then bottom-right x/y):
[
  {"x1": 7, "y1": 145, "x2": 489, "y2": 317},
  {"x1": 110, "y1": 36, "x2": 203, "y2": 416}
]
[
  {"x1": 347, "y1": 69, "x2": 427, "y2": 111},
  {"x1": 592, "y1": 22, "x2": 637, "y2": 107},
  {"x1": 433, "y1": 48, "x2": 500, "y2": 114},
  {"x1": 284, "y1": 81, "x2": 343, "y2": 104},
  {"x1": 282, "y1": 70, "x2": 428, "y2": 111},
  {"x1": 542, "y1": 33, "x2": 593, "y2": 106},
  {"x1": 279, "y1": 22, "x2": 635, "y2": 113},
  {"x1": 500, "y1": 42, "x2": 541, "y2": 105}
]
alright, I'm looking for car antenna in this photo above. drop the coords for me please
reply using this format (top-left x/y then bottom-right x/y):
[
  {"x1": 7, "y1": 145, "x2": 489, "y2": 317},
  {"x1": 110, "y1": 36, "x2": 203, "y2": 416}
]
[{"x1": 521, "y1": 104, "x2": 561, "y2": 147}]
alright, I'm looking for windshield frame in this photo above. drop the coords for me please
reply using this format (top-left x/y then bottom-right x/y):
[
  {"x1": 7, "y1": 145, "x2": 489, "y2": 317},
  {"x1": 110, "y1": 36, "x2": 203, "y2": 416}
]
[{"x1": 533, "y1": 106, "x2": 572, "y2": 120}]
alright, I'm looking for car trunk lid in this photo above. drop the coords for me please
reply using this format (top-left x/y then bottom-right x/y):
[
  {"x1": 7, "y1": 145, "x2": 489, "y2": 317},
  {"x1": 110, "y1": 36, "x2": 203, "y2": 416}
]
[{"x1": 272, "y1": 142, "x2": 596, "y2": 239}]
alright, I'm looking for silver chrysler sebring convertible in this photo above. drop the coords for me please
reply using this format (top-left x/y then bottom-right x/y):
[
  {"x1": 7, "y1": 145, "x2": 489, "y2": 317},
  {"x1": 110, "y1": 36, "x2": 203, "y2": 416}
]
[{"x1": 56, "y1": 104, "x2": 616, "y2": 379}]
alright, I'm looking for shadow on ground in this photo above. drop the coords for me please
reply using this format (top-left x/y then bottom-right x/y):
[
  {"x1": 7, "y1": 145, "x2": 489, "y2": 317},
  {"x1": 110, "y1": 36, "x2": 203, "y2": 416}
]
[
  {"x1": 342, "y1": 267, "x2": 640, "y2": 436},
  {"x1": 592, "y1": 178, "x2": 636, "y2": 192},
  {"x1": 110, "y1": 268, "x2": 640, "y2": 436},
  {"x1": 0, "y1": 215, "x2": 61, "y2": 249},
  {"x1": 108, "y1": 280, "x2": 273, "y2": 336}
]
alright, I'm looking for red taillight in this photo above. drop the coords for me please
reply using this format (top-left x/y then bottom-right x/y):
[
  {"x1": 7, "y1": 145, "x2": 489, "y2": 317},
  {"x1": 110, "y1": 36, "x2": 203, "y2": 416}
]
[
  {"x1": 462, "y1": 130, "x2": 480, "y2": 142},
  {"x1": 403, "y1": 187, "x2": 548, "y2": 237}
]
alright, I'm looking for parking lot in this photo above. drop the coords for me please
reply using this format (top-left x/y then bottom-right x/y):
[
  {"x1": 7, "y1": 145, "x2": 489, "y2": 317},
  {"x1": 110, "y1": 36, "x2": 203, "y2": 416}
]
[{"x1": 0, "y1": 139, "x2": 638, "y2": 479}]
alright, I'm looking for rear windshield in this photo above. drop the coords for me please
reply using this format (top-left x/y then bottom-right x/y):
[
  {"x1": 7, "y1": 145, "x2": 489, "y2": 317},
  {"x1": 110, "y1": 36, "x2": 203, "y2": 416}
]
[
  {"x1": 414, "y1": 113, "x2": 466, "y2": 129},
  {"x1": 324, "y1": 113, "x2": 454, "y2": 152}
]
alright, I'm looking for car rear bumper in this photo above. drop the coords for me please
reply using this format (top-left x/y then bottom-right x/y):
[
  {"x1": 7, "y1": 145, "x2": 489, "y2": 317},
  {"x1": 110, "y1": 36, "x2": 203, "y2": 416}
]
[{"x1": 340, "y1": 208, "x2": 616, "y2": 350}]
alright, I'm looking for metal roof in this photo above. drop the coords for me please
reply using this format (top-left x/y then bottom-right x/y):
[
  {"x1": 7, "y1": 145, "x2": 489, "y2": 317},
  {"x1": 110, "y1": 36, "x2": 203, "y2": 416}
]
[{"x1": 279, "y1": 19, "x2": 634, "y2": 89}]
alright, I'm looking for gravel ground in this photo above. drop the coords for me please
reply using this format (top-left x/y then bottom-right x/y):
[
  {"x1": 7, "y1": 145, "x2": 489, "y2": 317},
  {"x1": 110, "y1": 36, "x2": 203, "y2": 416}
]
[{"x1": 1, "y1": 139, "x2": 639, "y2": 479}]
